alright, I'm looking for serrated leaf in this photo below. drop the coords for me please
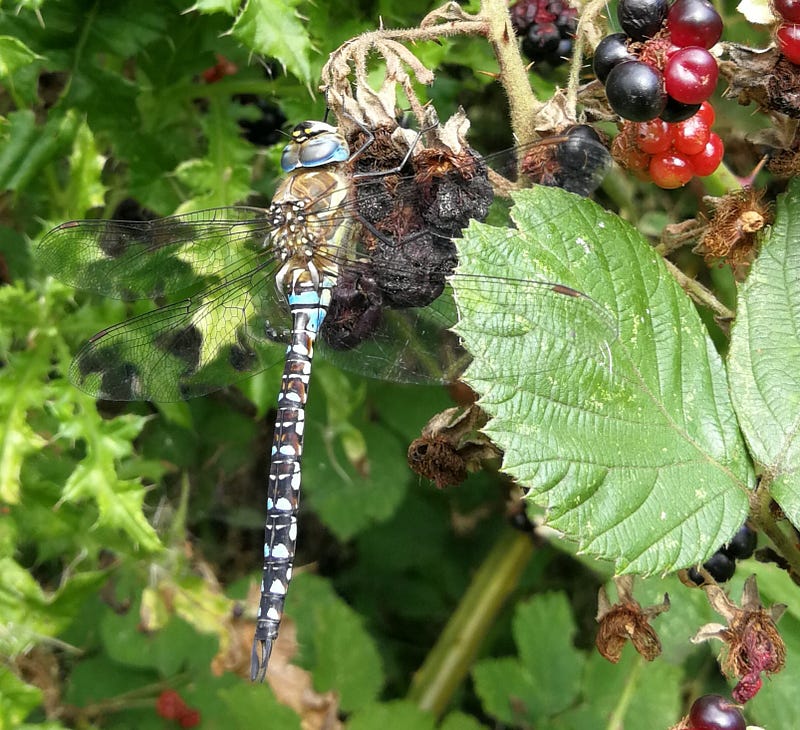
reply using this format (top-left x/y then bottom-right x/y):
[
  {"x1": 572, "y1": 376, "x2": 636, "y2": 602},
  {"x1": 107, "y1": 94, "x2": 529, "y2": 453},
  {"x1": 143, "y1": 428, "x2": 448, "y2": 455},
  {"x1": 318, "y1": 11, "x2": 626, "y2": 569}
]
[
  {"x1": 472, "y1": 593, "x2": 583, "y2": 724},
  {"x1": 188, "y1": 0, "x2": 240, "y2": 13},
  {"x1": 729, "y1": 178, "x2": 800, "y2": 527},
  {"x1": 453, "y1": 187, "x2": 752, "y2": 575},
  {"x1": 231, "y1": 0, "x2": 312, "y2": 83},
  {"x1": 0, "y1": 35, "x2": 42, "y2": 78},
  {"x1": 512, "y1": 593, "x2": 584, "y2": 715}
]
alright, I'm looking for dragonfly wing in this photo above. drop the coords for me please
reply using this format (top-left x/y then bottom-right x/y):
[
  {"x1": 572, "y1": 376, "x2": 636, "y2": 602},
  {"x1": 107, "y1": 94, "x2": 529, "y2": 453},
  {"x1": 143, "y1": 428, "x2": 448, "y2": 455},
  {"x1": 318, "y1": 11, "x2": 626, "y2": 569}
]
[
  {"x1": 317, "y1": 274, "x2": 617, "y2": 385},
  {"x1": 38, "y1": 207, "x2": 274, "y2": 300},
  {"x1": 69, "y1": 270, "x2": 289, "y2": 401}
]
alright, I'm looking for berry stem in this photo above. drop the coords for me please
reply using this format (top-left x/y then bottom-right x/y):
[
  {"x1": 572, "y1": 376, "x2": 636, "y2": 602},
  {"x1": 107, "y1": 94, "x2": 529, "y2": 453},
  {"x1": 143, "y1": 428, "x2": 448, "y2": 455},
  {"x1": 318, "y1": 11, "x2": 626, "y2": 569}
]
[
  {"x1": 606, "y1": 654, "x2": 646, "y2": 728},
  {"x1": 662, "y1": 258, "x2": 735, "y2": 321},
  {"x1": 700, "y1": 158, "x2": 744, "y2": 197}
]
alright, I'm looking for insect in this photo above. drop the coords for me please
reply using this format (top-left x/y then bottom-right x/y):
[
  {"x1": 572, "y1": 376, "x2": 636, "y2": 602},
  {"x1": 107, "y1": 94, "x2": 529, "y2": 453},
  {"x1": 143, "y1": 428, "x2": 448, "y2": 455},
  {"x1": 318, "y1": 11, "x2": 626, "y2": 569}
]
[{"x1": 39, "y1": 117, "x2": 615, "y2": 681}]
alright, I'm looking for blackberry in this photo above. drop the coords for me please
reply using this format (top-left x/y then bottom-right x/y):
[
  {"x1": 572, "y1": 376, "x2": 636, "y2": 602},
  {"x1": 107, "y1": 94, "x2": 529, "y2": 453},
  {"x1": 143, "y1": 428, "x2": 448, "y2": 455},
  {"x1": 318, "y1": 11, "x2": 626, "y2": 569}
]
[
  {"x1": 617, "y1": 0, "x2": 669, "y2": 41},
  {"x1": 510, "y1": 0, "x2": 578, "y2": 66},
  {"x1": 605, "y1": 60, "x2": 667, "y2": 121},
  {"x1": 688, "y1": 551, "x2": 736, "y2": 585},
  {"x1": 660, "y1": 95, "x2": 701, "y2": 123},
  {"x1": 593, "y1": 32, "x2": 635, "y2": 84},
  {"x1": 722, "y1": 524, "x2": 758, "y2": 560}
]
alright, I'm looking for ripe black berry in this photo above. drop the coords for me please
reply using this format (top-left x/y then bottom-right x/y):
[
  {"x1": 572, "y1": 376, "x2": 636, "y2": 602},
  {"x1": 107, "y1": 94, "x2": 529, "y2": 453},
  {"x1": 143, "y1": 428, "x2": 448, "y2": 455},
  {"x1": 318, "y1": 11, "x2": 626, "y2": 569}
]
[
  {"x1": 688, "y1": 550, "x2": 736, "y2": 585},
  {"x1": 593, "y1": 33, "x2": 635, "y2": 83},
  {"x1": 660, "y1": 95, "x2": 701, "y2": 122},
  {"x1": 617, "y1": 0, "x2": 669, "y2": 41},
  {"x1": 605, "y1": 61, "x2": 666, "y2": 121},
  {"x1": 667, "y1": 0, "x2": 724, "y2": 49},
  {"x1": 511, "y1": 0, "x2": 578, "y2": 65},
  {"x1": 722, "y1": 524, "x2": 758, "y2": 560},
  {"x1": 688, "y1": 694, "x2": 746, "y2": 730}
]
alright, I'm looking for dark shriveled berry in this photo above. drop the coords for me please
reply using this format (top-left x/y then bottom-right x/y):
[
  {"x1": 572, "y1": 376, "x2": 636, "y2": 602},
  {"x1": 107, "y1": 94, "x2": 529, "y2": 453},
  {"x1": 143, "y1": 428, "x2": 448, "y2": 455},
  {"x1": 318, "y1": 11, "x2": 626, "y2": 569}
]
[
  {"x1": 617, "y1": 0, "x2": 669, "y2": 41},
  {"x1": 722, "y1": 524, "x2": 758, "y2": 560},
  {"x1": 593, "y1": 33, "x2": 635, "y2": 83},
  {"x1": 688, "y1": 694, "x2": 746, "y2": 730},
  {"x1": 605, "y1": 61, "x2": 667, "y2": 121}
]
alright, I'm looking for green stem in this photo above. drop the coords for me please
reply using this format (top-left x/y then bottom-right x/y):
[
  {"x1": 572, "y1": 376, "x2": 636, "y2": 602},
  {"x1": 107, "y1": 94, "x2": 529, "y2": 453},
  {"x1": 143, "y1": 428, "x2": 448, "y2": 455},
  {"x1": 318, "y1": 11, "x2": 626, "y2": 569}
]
[
  {"x1": 605, "y1": 654, "x2": 644, "y2": 730},
  {"x1": 481, "y1": 0, "x2": 540, "y2": 144},
  {"x1": 407, "y1": 528, "x2": 535, "y2": 717},
  {"x1": 750, "y1": 476, "x2": 800, "y2": 581}
]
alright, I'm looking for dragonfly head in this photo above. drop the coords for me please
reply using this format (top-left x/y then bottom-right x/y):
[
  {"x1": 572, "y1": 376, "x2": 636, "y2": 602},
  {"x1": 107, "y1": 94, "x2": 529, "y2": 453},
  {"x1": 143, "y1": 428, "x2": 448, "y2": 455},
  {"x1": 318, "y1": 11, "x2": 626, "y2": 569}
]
[{"x1": 281, "y1": 120, "x2": 350, "y2": 172}]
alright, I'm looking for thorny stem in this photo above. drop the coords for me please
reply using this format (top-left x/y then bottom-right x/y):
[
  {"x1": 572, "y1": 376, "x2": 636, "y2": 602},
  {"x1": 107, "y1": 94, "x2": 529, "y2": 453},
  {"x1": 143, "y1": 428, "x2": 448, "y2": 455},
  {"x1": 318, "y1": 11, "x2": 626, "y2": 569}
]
[
  {"x1": 480, "y1": 0, "x2": 540, "y2": 144},
  {"x1": 566, "y1": 0, "x2": 608, "y2": 114},
  {"x1": 750, "y1": 476, "x2": 800, "y2": 582}
]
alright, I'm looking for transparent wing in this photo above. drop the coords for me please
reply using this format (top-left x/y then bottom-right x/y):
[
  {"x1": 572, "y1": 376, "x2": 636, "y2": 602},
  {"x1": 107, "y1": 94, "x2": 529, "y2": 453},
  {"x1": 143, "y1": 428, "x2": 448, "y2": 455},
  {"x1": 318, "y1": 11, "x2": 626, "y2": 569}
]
[
  {"x1": 68, "y1": 267, "x2": 290, "y2": 401},
  {"x1": 317, "y1": 271, "x2": 617, "y2": 385}
]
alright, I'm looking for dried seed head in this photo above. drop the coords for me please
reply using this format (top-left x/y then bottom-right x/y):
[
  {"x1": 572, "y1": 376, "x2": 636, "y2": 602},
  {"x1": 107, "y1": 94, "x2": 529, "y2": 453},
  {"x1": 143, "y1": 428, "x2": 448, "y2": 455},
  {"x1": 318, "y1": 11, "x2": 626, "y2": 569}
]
[
  {"x1": 696, "y1": 188, "x2": 771, "y2": 269},
  {"x1": 692, "y1": 575, "x2": 787, "y2": 703},
  {"x1": 596, "y1": 577, "x2": 670, "y2": 663}
]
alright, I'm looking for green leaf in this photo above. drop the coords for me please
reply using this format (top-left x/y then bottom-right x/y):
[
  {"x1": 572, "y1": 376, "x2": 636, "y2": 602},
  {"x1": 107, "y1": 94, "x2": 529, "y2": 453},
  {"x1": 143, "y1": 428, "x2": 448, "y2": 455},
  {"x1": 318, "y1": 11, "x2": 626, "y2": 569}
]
[
  {"x1": 728, "y1": 178, "x2": 800, "y2": 525},
  {"x1": 288, "y1": 573, "x2": 383, "y2": 710},
  {"x1": 0, "y1": 109, "x2": 80, "y2": 193},
  {"x1": 0, "y1": 35, "x2": 42, "y2": 78},
  {"x1": 0, "y1": 665, "x2": 43, "y2": 728},
  {"x1": 188, "y1": 0, "x2": 241, "y2": 13},
  {"x1": 303, "y1": 368, "x2": 410, "y2": 541},
  {"x1": 472, "y1": 593, "x2": 583, "y2": 724},
  {"x1": 64, "y1": 120, "x2": 107, "y2": 217},
  {"x1": 231, "y1": 0, "x2": 312, "y2": 83},
  {"x1": 512, "y1": 593, "x2": 584, "y2": 715},
  {"x1": 348, "y1": 701, "x2": 437, "y2": 730},
  {"x1": 453, "y1": 187, "x2": 752, "y2": 575}
]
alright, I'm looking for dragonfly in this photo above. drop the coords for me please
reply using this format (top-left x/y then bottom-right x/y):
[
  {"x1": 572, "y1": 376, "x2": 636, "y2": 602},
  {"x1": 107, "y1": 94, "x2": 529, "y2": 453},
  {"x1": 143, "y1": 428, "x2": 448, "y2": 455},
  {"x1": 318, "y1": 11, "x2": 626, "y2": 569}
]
[{"x1": 38, "y1": 117, "x2": 615, "y2": 681}]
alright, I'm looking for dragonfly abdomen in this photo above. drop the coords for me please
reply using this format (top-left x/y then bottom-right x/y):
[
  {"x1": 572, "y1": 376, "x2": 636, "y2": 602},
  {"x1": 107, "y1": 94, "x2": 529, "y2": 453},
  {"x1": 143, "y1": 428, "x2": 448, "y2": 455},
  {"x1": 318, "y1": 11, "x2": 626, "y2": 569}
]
[{"x1": 251, "y1": 270, "x2": 333, "y2": 681}]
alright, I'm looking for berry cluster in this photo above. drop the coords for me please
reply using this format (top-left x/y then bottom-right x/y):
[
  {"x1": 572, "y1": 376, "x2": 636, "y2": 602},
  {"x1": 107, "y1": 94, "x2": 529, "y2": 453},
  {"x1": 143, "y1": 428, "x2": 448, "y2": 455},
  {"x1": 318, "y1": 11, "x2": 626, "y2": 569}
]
[
  {"x1": 156, "y1": 690, "x2": 201, "y2": 729},
  {"x1": 774, "y1": 0, "x2": 800, "y2": 64},
  {"x1": 612, "y1": 101, "x2": 723, "y2": 187},
  {"x1": 595, "y1": 0, "x2": 722, "y2": 123},
  {"x1": 687, "y1": 694, "x2": 747, "y2": 730},
  {"x1": 510, "y1": 0, "x2": 578, "y2": 66},
  {"x1": 687, "y1": 523, "x2": 758, "y2": 585}
]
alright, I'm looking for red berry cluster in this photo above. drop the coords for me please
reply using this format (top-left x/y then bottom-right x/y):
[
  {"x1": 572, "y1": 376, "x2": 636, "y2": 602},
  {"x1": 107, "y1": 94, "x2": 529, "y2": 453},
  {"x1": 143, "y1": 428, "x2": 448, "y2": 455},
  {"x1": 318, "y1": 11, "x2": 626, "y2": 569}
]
[
  {"x1": 774, "y1": 0, "x2": 800, "y2": 64},
  {"x1": 595, "y1": 0, "x2": 722, "y2": 123},
  {"x1": 612, "y1": 101, "x2": 723, "y2": 187},
  {"x1": 510, "y1": 0, "x2": 578, "y2": 66},
  {"x1": 687, "y1": 694, "x2": 747, "y2": 730},
  {"x1": 156, "y1": 690, "x2": 201, "y2": 729}
]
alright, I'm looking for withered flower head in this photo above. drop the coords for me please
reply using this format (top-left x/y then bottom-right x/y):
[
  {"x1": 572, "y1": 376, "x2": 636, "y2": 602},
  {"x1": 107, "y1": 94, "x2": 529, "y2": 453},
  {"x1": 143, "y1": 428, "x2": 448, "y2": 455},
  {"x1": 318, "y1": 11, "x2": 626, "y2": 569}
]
[
  {"x1": 695, "y1": 188, "x2": 771, "y2": 271},
  {"x1": 596, "y1": 576, "x2": 670, "y2": 663},
  {"x1": 692, "y1": 574, "x2": 786, "y2": 703}
]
